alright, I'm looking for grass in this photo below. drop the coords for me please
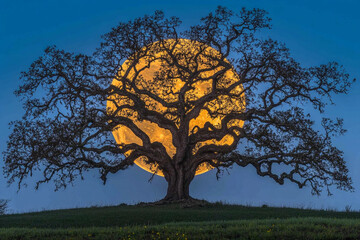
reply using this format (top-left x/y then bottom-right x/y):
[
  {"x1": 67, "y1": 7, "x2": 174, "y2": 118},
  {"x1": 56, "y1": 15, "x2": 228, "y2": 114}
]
[{"x1": 1, "y1": 203, "x2": 360, "y2": 239}]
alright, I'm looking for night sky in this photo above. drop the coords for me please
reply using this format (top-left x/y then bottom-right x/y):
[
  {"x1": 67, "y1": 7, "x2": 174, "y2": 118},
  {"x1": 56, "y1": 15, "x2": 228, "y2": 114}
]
[{"x1": 1, "y1": 0, "x2": 359, "y2": 213}]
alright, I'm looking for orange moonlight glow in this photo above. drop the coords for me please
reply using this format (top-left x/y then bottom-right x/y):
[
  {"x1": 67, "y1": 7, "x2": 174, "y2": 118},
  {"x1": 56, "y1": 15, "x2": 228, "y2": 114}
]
[{"x1": 107, "y1": 39, "x2": 245, "y2": 177}]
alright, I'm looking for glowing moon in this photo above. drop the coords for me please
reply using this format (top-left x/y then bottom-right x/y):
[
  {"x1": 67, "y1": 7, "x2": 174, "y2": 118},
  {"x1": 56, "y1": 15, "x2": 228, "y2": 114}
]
[{"x1": 107, "y1": 39, "x2": 245, "y2": 176}]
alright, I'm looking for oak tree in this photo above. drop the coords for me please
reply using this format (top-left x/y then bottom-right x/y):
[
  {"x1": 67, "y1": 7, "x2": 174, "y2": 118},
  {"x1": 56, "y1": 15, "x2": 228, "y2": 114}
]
[{"x1": 3, "y1": 7, "x2": 354, "y2": 202}]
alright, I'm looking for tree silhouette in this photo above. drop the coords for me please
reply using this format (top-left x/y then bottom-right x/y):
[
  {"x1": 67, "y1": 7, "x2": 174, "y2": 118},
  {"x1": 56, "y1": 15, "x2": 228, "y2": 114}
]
[
  {"x1": 3, "y1": 7, "x2": 354, "y2": 202},
  {"x1": 0, "y1": 200, "x2": 9, "y2": 215}
]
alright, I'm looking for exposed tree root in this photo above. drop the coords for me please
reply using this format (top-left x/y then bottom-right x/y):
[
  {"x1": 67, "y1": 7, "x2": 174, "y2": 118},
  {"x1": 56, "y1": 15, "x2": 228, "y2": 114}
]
[{"x1": 137, "y1": 197, "x2": 210, "y2": 208}]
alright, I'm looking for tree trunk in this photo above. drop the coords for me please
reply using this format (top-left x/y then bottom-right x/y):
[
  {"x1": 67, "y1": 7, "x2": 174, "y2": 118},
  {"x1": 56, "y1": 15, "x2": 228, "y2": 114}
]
[{"x1": 163, "y1": 165, "x2": 194, "y2": 201}]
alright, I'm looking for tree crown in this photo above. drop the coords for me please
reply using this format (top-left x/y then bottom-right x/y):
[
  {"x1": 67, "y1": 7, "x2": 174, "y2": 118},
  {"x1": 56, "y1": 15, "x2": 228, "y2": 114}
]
[{"x1": 3, "y1": 6, "x2": 354, "y2": 197}]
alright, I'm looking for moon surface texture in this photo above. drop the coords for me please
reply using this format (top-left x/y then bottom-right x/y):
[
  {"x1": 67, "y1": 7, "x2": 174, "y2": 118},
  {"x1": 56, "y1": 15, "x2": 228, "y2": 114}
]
[{"x1": 107, "y1": 39, "x2": 245, "y2": 177}]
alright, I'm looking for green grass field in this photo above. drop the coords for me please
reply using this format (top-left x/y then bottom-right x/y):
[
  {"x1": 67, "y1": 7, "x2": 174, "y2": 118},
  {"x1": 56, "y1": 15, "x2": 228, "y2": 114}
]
[{"x1": 1, "y1": 203, "x2": 360, "y2": 239}]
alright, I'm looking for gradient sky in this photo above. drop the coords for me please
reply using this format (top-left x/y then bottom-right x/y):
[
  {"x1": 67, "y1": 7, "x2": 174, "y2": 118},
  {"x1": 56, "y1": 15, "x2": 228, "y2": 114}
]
[{"x1": 1, "y1": 0, "x2": 359, "y2": 213}]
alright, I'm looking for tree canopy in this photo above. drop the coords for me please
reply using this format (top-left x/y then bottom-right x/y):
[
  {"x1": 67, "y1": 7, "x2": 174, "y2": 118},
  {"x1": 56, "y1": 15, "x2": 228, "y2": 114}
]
[{"x1": 3, "y1": 6, "x2": 354, "y2": 201}]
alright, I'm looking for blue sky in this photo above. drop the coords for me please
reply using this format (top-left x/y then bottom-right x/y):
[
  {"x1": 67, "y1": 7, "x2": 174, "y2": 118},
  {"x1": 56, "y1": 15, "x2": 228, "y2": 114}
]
[{"x1": 1, "y1": 0, "x2": 359, "y2": 213}]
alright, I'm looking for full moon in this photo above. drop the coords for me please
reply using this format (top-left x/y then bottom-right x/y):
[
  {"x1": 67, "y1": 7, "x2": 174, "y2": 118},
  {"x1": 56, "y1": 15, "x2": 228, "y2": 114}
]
[{"x1": 107, "y1": 39, "x2": 245, "y2": 177}]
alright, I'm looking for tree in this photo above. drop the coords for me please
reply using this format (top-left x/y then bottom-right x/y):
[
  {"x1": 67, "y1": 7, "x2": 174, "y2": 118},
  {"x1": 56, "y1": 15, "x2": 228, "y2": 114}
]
[
  {"x1": 3, "y1": 6, "x2": 354, "y2": 202},
  {"x1": 0, "y1": 200, "x2": 9, "y2": 215}
]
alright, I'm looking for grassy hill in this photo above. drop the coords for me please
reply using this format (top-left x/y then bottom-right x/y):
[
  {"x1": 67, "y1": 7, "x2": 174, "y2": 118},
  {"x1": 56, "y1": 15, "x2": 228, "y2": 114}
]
[{"x1": 1, "y1": 203, "x2": 360, "y2": 239}]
